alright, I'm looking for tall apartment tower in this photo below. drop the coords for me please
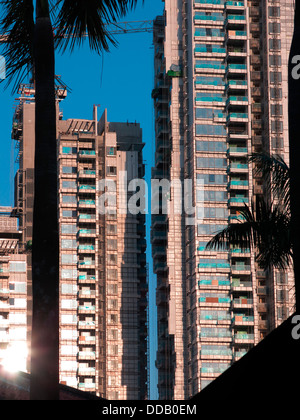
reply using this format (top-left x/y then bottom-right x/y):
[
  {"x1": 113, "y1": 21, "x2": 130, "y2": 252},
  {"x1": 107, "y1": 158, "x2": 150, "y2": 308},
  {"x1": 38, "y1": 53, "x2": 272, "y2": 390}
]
[
  {"x1": 11, "y1": 86, "x2": 148, "y2": 400},
  {"x1": 0, "y1": 207, "x2": 28, "y2": 372},
  {"x1": 151, "y1": 0, "x2": 295, "y2": 400}
]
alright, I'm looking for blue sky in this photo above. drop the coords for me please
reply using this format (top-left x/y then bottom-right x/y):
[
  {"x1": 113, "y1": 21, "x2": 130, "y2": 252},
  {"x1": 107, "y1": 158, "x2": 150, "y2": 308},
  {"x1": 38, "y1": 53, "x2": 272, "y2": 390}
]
[{"x1": 0, "y1": 0, "x2": 164, "y2": 400}]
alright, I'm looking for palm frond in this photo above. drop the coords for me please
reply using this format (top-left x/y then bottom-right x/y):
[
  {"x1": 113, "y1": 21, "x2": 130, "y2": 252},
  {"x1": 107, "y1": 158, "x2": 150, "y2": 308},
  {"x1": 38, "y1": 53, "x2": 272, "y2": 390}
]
[
  {"x1": 0, "y1": 0, "x2": 34, "y2": 91},
  {"x1": 248, "y1": 152, "x2": 290, "y2": 211},
  {"x1": 53, "y1": 0, "x2": 142, "y2": 54},
  {"x1": 206, "y1": 197, "x2": 292, "y2": 270}
]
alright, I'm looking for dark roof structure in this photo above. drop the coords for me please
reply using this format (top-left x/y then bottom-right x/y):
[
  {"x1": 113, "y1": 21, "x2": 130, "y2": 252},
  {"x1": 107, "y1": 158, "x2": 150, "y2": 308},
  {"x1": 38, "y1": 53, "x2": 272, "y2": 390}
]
[
  {"x1": 191, "y1": 313, "x2": 300, "y2": 404},
  {"x1": 0, "y1": 366, "x2": 102, "y2": 400}
]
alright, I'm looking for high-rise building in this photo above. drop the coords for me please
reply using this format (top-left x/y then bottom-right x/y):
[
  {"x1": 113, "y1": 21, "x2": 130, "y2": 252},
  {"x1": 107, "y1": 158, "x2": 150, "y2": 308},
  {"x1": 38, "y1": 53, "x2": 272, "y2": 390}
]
[
  {"x1": 151, "y1": 0, "x2": 295, "y2": 400},
  {"x1": 11, "y1": 85, "x2": 148, "y2": 400},
  {"x1": 0, "y1": 207, "x2": 28, "y2": 373}
]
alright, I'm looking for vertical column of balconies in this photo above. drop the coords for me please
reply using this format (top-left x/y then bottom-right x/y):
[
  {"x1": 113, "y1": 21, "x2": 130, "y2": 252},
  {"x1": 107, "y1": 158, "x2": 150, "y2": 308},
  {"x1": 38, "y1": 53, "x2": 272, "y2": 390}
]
[
  {"x1": 193, "y1": 0, "x2": 235, "y2": 393},
  {"x1": 0, "y1": 259, "x2": 10, "y2": 362},
  {"x1": 76, "y1": 133, "x2": 97, "y2": 393},
  {"x1": 152, "y1": 16, "x2": 174, "y2": 401},
  {"x1": 224, "y1": 0, "x2": 255, "y2": 362},
  {"x1": 58, "y1": 134, "x2": 79, "y2": 389}
]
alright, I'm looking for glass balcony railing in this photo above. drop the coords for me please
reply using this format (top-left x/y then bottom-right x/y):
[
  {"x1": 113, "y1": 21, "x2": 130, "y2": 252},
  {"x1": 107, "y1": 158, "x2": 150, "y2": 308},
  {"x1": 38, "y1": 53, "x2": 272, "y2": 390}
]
[
  {"x1": 78, "y1": 150, "x2": 96, "y2": 156},
  {"x1": 79, "y1": 185, "x2": 96, "y2": 191},
  {"x1": 78, "y1": 245, "x2": 95, "y2": 251},
  {"x1": 229, "y1": 163, "x2": 248, "y2": 169},
  {"x1": 79, "y1": 170, "x2": 96, "y2": 176},
  {"x1": 78, "y1": 214, "x2": 96, "y2": 220},
  {"x1": 232, "y1": 315, "x2": 254, "y2": 323},
  {"x1": 79, "y1": 200, "x2": 96, "y2": 206},
  {"x1": 228, "y1": 146, "x2": 248, "y2": 153},
  {"x1": 229, "y1": 180, "x2": 249, "y2": 187},
  {"x1": 228, "y1": 197, "x2": 249, "y2": 204},
  {"x1": 233, "y1": 297, "x2": 253, "y2": 305},
  {"x1": 227, "y1": 96, "x2": 248, "y2": 103},
  {"x1": 234, "y1": 333, "x2": 254, "y2": 340}
]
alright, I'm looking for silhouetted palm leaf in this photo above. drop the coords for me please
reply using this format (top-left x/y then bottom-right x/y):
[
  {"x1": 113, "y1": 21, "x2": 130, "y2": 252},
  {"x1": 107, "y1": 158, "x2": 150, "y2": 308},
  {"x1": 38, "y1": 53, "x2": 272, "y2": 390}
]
[
  {"x1": 54, "y1": 0, "x2": 141, "y2": 54},
  {"x1": 0, "y1": 0, "x2": 34, "y2": 90},
  {"x1": 206, "y1": 153, "x2": 292, "y2": 270}
]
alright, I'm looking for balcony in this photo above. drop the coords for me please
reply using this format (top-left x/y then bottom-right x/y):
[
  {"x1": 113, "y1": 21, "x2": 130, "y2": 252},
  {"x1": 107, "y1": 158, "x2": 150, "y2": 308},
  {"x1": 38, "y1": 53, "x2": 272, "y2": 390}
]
[
  {"x1": 228, "y1": 180, "x2": 249, "y2": 190},
  {"x1": 78, "y1": 150, "x2": 96, "y2": 159},
  {"x1": 78, "y1": 170, "x2": 96, "y2": 178},
  {"x1": 79, "y1": 184, "x2": 96, "y2": 193},
  {"x1": 78, "y1": 383, "x2": 96, "y2": 392},
  {"x1": 78, "y1": 260, "x2": 95, "y2": 268},
  {"x1": 78, "y1": 367, "x2": 96, "y2": 376},
  {"x1": 226, "y1": 96, "x2": 248, "y2": 106},
  {"x1": 226, "y1": 80, "x2": 248, "y2": 91},
  {"x1": 228, "y1": 196, "x2": 249, "y2": 207},
  {"x1": 226, "y1": 30, "x2": 247, "y2": 41},
  {"x1": 228, "y1": 214, "x2": 246, "y2": 223},
  {"x1": 151, "y1": 230, "x2": 167, "y2": 244},
  {"x1": 225, "y1": 14, "x2": 246, "y2": 27},
  {"x1": 78, "y1": 305, "x2": 96, "y2": 314},
  {"x1": 78, "y1": 351, "x2": 96, "y2": 360},
  {"x1": 78, "y1": 244, "x2": 95, "y2": 253},
  {"x1": 232, "y1": 315, "x2": 254, "y2": 326},
  {"x1": 78, "y1": 214, "x2": 96, "y2": 223},
  {"x1": 78, "y1": 229, "x2": 96, "y2": 238},
  {"x1": 78, "y1": 320, "x2": 96, "y2": 330},
  {"x1": 228, "y1": 162, "x2": 248, "y2": 173},
  {"x1": 154, "y1": 262, "x2": 168, "y2": 274},
  {"x1": 232, "y1": 297, "x2": 253, "y2": 308},
  {"x1": 78, "y1": 274, "x2": 96, "y2": 283},
  {"x1": 227, "y1": 113, "x2": 248, "y2": 123},
  {"x1": 227, "y1": 146, "x2": 248, "y2": 156},
  {"x1": 78, "y1": 199, "x2": 96, "y2": 208},
  {"x1": 225, "y1": 1, "x2": 245, "y2": 11},
  {"x1": 233, "y1": 332, "x2": 255, "y2": 343},
  {"x1": 231, "y1": 264, "x2": 251, "y2": 274},
  {"x1": 152, "y1": 245, "x2": 166, "y2": 259}
]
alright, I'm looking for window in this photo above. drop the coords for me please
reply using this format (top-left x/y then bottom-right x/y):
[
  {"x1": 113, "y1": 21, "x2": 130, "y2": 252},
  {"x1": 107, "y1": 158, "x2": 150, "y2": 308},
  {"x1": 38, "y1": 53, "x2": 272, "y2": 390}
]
[
  {"x1": 269, "y1": 55, "x2": 281, "y2": 66},
  {"x1": 61, "y1": 269, "x2": 77, "y2": 280},
  {"x1": 61, "y1": 224, "x2": 77, "y2": 234},
  {"x1": 9, "y1": 261, "x2": 26, "y2": 272},
  {"x1": 61, "y1": 239, "x2": 77, "y2": 249},
  {"x1": 62, "y1": 181, "x2": 77, "y2": 189},
  {"x1": 271, "y1": 104, "x2": 283, "y2": 116},
  {"x1": 107, "y1": 166, "x2": 117, "y2": 176},
  {"x1": 196, "y1": 124, "x2": 226, "y2": 136},
  {"x1": 62, "y1": 146, "x2": 77, "y2": 155},
  {"x1": 62, "y1": 210, "x2": 77, "y2": 218},
  {"x1": 196, "y1": 157, "x2": 227, "y2": 169},
  {"x1": 270, "y1": 72, "x2": 282, "y2": 84},
  {"x1": 269, "y1": 22, "x2": 281, "y2": 34},
  {"x1": 269, "y1": 38, "x2": 281, "y2": 50},
  {"x1": 62, "y1": 195, "x2": 77, "y2": 204},
  {"x1": 62, "y1": 166, "x2": 77, "y2": 174},
  {"x1": 61, "y1": 254, "x2": 77, "y2": 264},
  {"x1": 106, "y1": 147, "x2": 116, "y2": 156},
  {"x1": 196, "y1": 140, "x2": 227, "y2": 152}
]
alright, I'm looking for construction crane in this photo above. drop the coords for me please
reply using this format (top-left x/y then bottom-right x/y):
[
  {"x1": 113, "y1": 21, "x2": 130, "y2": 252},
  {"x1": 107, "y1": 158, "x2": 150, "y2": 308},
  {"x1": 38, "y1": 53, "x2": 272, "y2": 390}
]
[{"x1": 0, "y1": 20, "x2": 154, "y2": 44}]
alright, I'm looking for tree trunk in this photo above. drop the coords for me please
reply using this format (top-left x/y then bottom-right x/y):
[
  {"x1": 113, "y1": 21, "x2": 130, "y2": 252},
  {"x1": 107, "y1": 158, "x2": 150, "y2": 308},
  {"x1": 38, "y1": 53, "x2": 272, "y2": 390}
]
[
  {"x1": 288, "y1": 1, "x2": 300, "y2": 313},
  {"x1": 30, "y1": 0, "x2": 60, "y2": 400}
]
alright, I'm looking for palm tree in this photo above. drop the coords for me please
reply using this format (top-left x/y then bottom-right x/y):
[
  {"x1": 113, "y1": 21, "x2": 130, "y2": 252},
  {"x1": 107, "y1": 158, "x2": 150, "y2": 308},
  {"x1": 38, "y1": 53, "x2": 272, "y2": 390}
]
[
  {"x1": 289, "y1": 0, "x2": 300, "y2": 313},
  {"x1": 1, "y1": 0, "x2": 140, "y2": 400},
  {"x1": 206, "y1": 153, "x2": 292, "y2": 271}
]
